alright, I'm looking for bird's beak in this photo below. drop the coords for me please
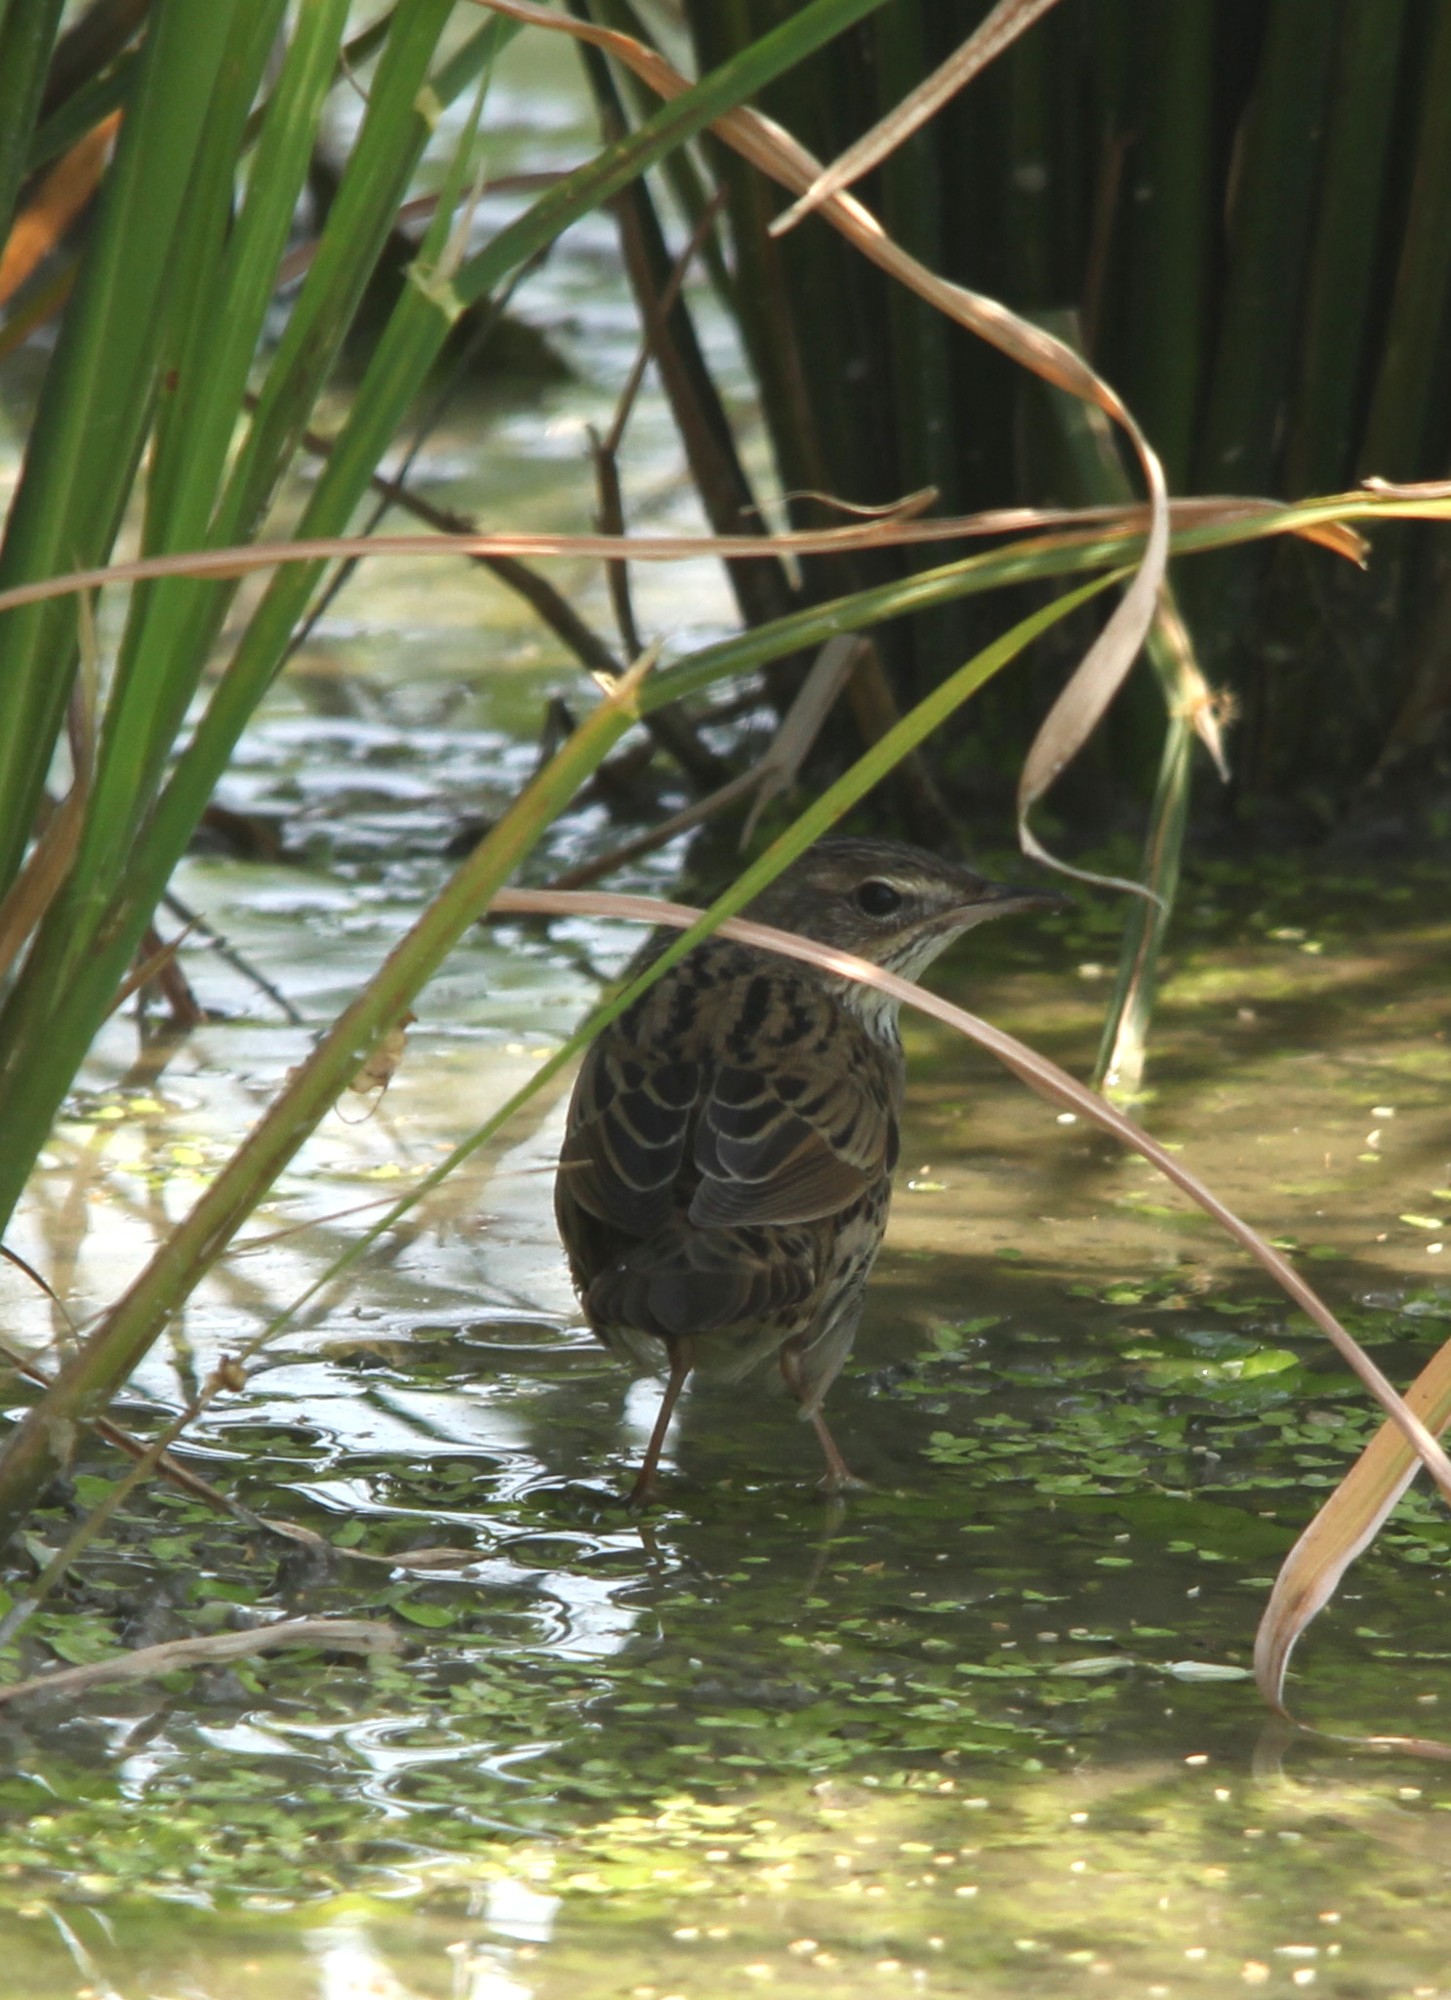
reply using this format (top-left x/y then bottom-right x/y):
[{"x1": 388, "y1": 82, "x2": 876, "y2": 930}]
[
  {"x1": 919, "y1": 878, "x2": 1068, "y2": 944},
  {"x1": 968, "y1": 879, "x2": 1072, "y2": 920}
]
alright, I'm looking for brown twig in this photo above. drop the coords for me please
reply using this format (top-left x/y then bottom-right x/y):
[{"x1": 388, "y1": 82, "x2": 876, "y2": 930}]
[
  {"x1": 0, "y1": 1617, "x2": 405, "y2": 1707},
  {"x1": 579, "y1": 22, "x2": 800, "y2": 641},
  {"x1": 124, "y1": 923, "x2": 206, "y2": 1029},
  {"x1": 586, "y1": 179, "x2": 740, "y2": 788}
]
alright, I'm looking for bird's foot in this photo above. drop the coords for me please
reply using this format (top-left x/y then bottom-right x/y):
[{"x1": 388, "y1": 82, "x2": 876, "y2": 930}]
[
  {"x1": 817, "y1": 1466, "x2": 871, "y2": 1495},
  {"x1": 801, "y1": 1401, "x2": 867, "y2": 1494}
]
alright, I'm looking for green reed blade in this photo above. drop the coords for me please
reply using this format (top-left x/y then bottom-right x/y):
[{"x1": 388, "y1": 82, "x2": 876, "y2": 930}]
[
  {"x1": 0, "y1": 1, "x2": 241, "y2": 898},
  {"x1": 1359, "y1": 0, "x2": 1451, "y2": 479},
  {"x1": 0, "y1": 662, "x2": 650, "y2": 1541},
  {"x1": 1285, "y1": 0, "x2": 1406, "y2": 496}
]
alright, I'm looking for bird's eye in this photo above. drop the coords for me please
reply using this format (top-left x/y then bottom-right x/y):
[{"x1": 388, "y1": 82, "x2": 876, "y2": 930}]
[{"x1": 855, "y1": 878, "x2": 903, "y2": 917}]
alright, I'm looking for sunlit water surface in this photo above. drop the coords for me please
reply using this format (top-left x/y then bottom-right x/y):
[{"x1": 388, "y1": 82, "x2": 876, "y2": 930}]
[{"x1": 2, "y1": 26, "x2": 1451, "y2": 2000}]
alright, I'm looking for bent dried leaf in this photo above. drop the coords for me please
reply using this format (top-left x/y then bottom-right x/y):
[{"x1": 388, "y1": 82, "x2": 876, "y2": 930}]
[
  {"x1": 1254, "y1": 1335, "x2": 1451, "y2": 1711},
  {"x1": 469, "y1": 0, "x2": 1169, "y2": 886},
  {"x1": 770, "y1": 0, "x2": 1067, "y2": 237}
]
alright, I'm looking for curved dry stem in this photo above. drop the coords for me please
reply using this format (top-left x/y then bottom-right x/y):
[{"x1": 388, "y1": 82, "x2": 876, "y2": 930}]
[
  {"x1": 0, "y1": 490, "x2": 1384, "y2": 622},
  {"x1": 489, "y1": 884, "x2": 1451, "y2": 1510}
]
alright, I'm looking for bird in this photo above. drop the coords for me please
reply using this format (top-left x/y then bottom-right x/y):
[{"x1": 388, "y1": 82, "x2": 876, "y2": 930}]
[{"x1": 554, "y1": 837, "x2": 1058, "y2": 1501}]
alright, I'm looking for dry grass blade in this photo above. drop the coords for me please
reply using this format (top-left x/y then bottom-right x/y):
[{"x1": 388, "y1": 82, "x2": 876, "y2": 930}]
[
  {"x1": 1361, "y1": 475, "x2": 1451, "y2": 505},
  {"x1": 0, "y1": 1247, "x2": 64, "y2": 1307},
  {"x1": 0, "y1": 491, "x2": 1379, "y2": 622},
  {"x1": 770, "y1": 0, "x2": 1067, "y2": 237},
  {"x1": 468, "y1": 0, "x2": 1169, "y2": 889},
  {"x1": 0, "y1": 512, "x2": 1035, "y2": 615},
  {"x1": 738, "y1": 632, "x2": 864, "y2": 844},
  {"x1": 488, "y1": 884, "x2": 1451, "y2": 1512},
  {"x1": 106, "y1": 919, "x2": 197, "y2": 1020},
  {"x1": 544, "y1": 631, "x2": 862, "y2": 890},
  {"x1": 0, "y1": 1618, "x2": 404, "y2": 1707},
  {"x1": 0, "y1": 111, "x2": 121, "y2": 309},
  {"x1": 599, "y1": 188, "x2": 726, "y2": 461},
  {"x1": 1254, "y1": 1335, "x2": 1451, "y2": 1713},
  {"x1": 0, "y1": 786, "x2": 86, "y2": 984}
]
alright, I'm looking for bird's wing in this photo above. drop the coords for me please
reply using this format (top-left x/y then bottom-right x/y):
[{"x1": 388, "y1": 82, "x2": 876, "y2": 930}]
[
  {"x1": 558, "y1": 1040, "x2": 700, "y2": 1236},
  {"x1": 588, "y1": 1216, "x2": 824, "y2": 1338},
  {"x1": 689, "y1": 1055, "x2": 895, "y2": 1228}
]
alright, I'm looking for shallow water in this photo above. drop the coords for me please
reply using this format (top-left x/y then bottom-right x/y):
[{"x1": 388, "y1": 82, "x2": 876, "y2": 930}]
[
  {"x1": 5, "y1": 731, "x2": 1451, "y2": 2000},
  {"x1": 5, "y1": 25, "x2": 1451, "y2": 2000}
]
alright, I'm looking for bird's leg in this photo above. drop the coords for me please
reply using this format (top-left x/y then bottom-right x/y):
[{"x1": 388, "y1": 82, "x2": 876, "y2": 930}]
[
  {"x1": 779, "y1": 1349, "x2": 868, "y2": 1493},
  {"x1": 628, "y1": 1338, "x2": 693, "y2": 1506}
]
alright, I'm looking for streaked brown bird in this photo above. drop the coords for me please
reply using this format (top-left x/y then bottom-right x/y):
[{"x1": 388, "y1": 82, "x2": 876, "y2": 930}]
[{"x1": 555, "y1": 838, "x2": 1056, "y2": 1501}]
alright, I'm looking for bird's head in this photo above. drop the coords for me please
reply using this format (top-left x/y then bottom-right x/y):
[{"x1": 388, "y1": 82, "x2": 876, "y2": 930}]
[{"x1": 744, "y1": 838, "x2": 1062, "y2": 1020}]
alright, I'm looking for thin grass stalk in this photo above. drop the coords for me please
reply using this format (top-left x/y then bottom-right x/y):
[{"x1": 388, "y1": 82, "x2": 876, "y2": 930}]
[
  {"x1": 0, "y1": 478, "x2": 1382, "y2": 625},
  {"x1": 1035, "y1": 308, "x2": 1213, "y2": 1090},
  {"x1": 874, "y1": 5, "x2": 973, "y2": 719},
  {"x1": 680, "y1": 0, "x2": 882, "y2": 620},
  {"x1": 0, "y1": 661, "x2": 650, "y2": 1541},
  {"x1": 1093, "y1": 702, "x2": 1192, "y2": 1096},
  {"x1": 589, "y1": 0, "x2": 736, "y2": 309},
  {"x1": 0, "y1": 481, "x2": 1364, "y2": 700},
  {"x1": 697, "y1": 93, "x2": 831, "y2": 533},
  {"x1": 0, "y1": 3, "x2": 242, "y2": 896},
  {"x1": 717, "y1": 4, "x2": 879, "y2": 520},
  {"x1": 1000, "y1": 14, "x2": 1053, "y2": 311},
  {"x1": 1078, "y1": 0, "x2": 1130, "y2": 358},
  {"x1": 0, "y1": 484, "x2": 1388, "y2": 670},
  {"x1": 573, "y1": 17, "x2": 798, "y2": 635}
]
